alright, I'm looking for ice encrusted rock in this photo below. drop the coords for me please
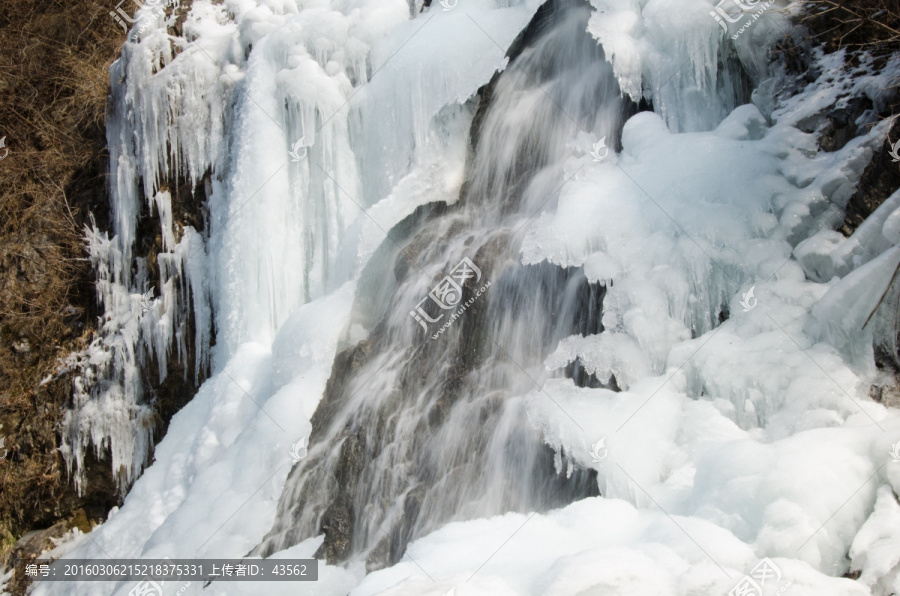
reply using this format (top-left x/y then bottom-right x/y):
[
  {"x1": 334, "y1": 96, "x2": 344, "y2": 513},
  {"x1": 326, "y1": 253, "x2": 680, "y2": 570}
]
[{"x1": 34, "y1": 1, "x2": 900, "y2": 595}]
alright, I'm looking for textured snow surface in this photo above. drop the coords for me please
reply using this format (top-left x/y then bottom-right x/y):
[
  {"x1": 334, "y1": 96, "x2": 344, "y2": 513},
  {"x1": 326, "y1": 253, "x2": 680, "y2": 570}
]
[{"x1": 27, "y1": 0, "x2": 900, "y2": 595}]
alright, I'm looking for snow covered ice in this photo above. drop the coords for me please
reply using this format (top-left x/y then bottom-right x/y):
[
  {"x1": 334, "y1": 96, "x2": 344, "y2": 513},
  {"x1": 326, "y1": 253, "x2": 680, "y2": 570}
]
[{"x1": 23, "y1": 0, "x2": 900, "y2": 595}]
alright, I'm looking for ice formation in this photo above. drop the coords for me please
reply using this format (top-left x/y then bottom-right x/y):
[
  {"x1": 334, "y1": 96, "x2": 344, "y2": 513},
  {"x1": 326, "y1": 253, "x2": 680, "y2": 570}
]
[{"x1": 25, "y1": 0, "x2": 900, "y2": 594}]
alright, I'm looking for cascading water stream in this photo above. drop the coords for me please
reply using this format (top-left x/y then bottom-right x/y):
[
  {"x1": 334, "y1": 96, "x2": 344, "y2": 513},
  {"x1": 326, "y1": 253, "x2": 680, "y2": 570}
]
[
  {"x1": 28, "y1": 0, "x2": 900, "y2": 594},
  {"x1": 256, "y1": 0, "x2": 633, "y2": 568}
]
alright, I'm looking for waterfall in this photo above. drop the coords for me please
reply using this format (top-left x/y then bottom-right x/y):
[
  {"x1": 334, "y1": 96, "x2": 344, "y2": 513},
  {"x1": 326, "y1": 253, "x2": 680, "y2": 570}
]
[
  {"x1": 256, "y1": 1, "x2": 627, "y2": 567},
  {"x1": 33, "y1": 0, "x2": 900, "y2": 594}
]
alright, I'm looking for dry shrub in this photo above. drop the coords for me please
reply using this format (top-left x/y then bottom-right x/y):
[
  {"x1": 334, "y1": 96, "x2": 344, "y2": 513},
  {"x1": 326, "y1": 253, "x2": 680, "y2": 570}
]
[
  {"x1": 797, "y1": 0, "x2": 900, "y2": 55},
  {"x1": 0, "y1": 0, "x2": 125, "y2": 579}
]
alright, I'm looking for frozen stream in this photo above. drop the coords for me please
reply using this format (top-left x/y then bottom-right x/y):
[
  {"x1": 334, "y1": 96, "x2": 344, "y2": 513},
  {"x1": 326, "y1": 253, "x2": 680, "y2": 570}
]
[{"x1": 28, "y1": 0, "x2": 900, "y2": 595}]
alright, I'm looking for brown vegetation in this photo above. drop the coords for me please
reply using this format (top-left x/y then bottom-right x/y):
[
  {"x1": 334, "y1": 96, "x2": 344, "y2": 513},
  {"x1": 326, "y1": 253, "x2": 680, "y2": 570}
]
[
  {"x1": 797, "y1": 0, "x2": 900, "y2": 55},
  {"x1": 0, "y1": 0, "x2": 125, "y2": 587}
]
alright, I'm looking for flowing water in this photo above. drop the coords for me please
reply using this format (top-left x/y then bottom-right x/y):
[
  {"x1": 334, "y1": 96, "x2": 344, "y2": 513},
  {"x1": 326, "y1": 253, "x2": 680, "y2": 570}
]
[
  {"x1": 37, "y1": 0, "x2": 900, "y2": 593},
  {"x1": 256, "y1": 0, "x2": 632, "y2": 568}
]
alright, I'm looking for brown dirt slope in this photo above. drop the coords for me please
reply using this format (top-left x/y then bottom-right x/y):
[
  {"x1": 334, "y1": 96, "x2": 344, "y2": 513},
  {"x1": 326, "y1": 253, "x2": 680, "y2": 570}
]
[{"x1": 0, "y1": 0, "x2": 125, "y2": 589}]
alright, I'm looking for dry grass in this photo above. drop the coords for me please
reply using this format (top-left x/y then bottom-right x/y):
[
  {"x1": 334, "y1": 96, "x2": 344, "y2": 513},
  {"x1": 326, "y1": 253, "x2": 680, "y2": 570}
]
[
  {"x1": 796, "y1": 0, "x2": 900, "y2": 55},
  {"x1": 0, "y1": 1, "x2": 117, "y2": 404},
  {"x1": 0, "y1": 0, "x2": 125, "y2": 578}
]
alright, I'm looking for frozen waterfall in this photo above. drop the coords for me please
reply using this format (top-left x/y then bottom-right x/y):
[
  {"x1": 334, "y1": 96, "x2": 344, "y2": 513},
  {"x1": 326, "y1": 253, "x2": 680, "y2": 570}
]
[{"x1": 31, "y1": 0, "x2": 900, "y2": 594}]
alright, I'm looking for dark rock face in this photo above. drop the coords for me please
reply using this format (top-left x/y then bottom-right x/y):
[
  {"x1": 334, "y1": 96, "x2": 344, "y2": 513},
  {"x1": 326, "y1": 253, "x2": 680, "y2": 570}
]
[
  {"x1": 137, "y1": 169, "x2": 212, "y2": 436},
  {"x1": 285, "y1": 248, "x2": 609, "y2": 568},
  {"x1": 777, "y1": 35, "x2": 900, "y2": 399},
  {"x1": 566, "y1": 358, "x2": 620, "y2": 391},
  {"x1": 836, "y1": 121, "x2": 900, "y2": 388},
  {"x1": 818, "y1": 96, "x2": 875, "y2": 153},
  {"x1": 840, "y1": 119, "x2": 900, "y2": 237}
]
